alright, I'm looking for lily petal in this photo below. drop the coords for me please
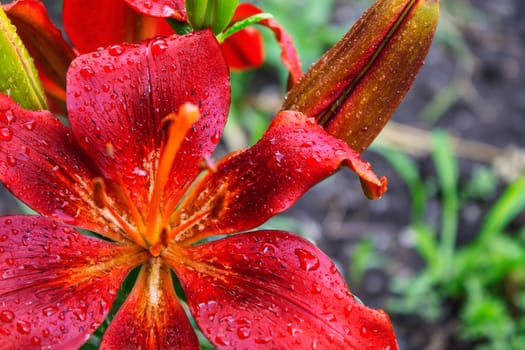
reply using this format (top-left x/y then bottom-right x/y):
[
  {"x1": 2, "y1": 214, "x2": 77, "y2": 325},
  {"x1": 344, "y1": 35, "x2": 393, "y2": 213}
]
[
  {"x1": 66, "y1": 30, "x2": 230, "y2": 216},
  {"x1": 231, "y1": 3, "x2": 302, "y2": 84},
  {"x1": 124, "y1": 0, "x2": 186, "y2": 21},
  {"x1": 221, "y1": 26, "x2": 264, "y2": 70},
  {"x1": 170, "y1": 110, "x2": 386, "y2": 245},
  {"x1": 0, "y1": 216, "x2": 147, "y2": 349},
  {"x1": 165, "y1": 230, "x2": 398, "y2": 349},
  {"x1": 0, "y1": 94, "x2": 124, "y2": 240},
  {"x1": 63, "y1": 0, "x2": 175, "y2": 54},
  {"x1": 101, "y1": 258, "x2": 198, "y2": 349},
  {"x1": 3, "y1": 0, "x2": 76, "y2": 114}
]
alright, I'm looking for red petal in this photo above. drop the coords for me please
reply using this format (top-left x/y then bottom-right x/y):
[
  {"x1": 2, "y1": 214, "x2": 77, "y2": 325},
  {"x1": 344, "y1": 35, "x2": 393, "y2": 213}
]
[
  {"x1": 221, "y1": 27, "x2": 264, "y2": 70},
  {"x1": 125, "y1": 0, "x2": 186, "y2": 21},
  {"x1": 63, "y1": 0, "x2": 175, "y2": 54},
  {"x1": 165, "y1": 230, "x2": 398, "y2": 349},
  {"x1": 0, "y1": 95, "x2": 124, "y2": 240},
  {"x1": 101, "y1": 259, "x2": 198, "y2": 349},
  {"x1": 63, "y1": 0, "x2": 137, "y2": 53},
  {"x1": 0, "y1": 216, "x2": 147, "y2": 349},
  {"x1": 66, "y1": 30, "x2": 230, "y2": 216},
  {"x1": 170, "y1": 110, "x2": 386, "y2": 245},
  {"x1": 232, "y1": 3, "x2": 302, "y2": 84},
  {"x1": 3, "y1": 0, "x2": 76, "y2": 114}
]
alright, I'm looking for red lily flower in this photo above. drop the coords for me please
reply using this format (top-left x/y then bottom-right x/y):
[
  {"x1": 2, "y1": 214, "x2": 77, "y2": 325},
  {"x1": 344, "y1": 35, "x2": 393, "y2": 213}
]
[
  {"x1": 0, "y1": 30, "x2": 395, "y2": 348},
  {"x1": 3, "y1": 0, "x2": 301, "y2": 114}
]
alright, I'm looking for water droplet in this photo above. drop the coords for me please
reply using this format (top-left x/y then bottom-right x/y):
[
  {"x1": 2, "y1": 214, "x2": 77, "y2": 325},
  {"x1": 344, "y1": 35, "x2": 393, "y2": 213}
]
[
  {"x1": 260, "y1": 242, "x2": 277, "y2": 254},
  {"x1": 321, "y1": 312, "x2": 337, "y2": 322},
  {"x1": 79, "y1": 66, "x2": 95, "y2": 78},
  {"x1": 42, "y1": 306, "x2": 58, "y2": 317},
  {"x1": 214, "y1": 334, "x2": 230, "y2": 346},
  {"x1": 101, "y1": 84, "x2": 110, "y2": 93},
  {"x1": 211, "y1": 131, "x2": 220, "y2": 144},
  {"x1": 143, "y1": 1, "x2": 152, "y2": 9},
  {"x1": 5, "y1": 258, "x2": 14, "y2": 266},
  {"x1": 108, "y1": 44, "x2": 125, "y2": 56},
  {"x1": 151, "y1": 38, "x2": 168, "y2": 55},
  {"x1": 254, "y1": 335, "x2": 272, "y2": 344},
  {"x1": 22, "y1": 120, "x2": 35, "y2": 131},
  {"x1": 70, "y1": 306, "x2": 87, "y2": 321},
  {"x1": 287, "y1": 323, "x2": 303, "y2": 337},
  {"x1": 237, "y1": 325, "x2": 251, "y2": 339},
  {"x1": 311, "y1": 282, "x2": 322, "y2": 294},
  {"x1": 30, "y1": 336, "x2": 41, "y2": 345},
  {"x1": 0, "y1": 235, "x2": 7, "y2": 242},
  {"x1": 16, "y1": 320, "x2": 31, "y2": 334},
  {"x1": 6, "y1": 155, "x2": 16, "y2": 167},
  {"x1": 103, "y1": 63, "x2": 115, "y2": 73},
  {"x1": 295, "y1": 248, "x2": 320, "y2": 271},
  {"x1": 0, "y1": 310, "x2": 14, "y2": 323},
  {"x1": 3, "y1": 110, "x2": 15, "y2": 124},
  {"x1": 42, "y1": 328, "x2": 50, "y2": 337},
  {"x1": 4, "y1": 219, "x2": 12, "y2": 225},
  {"x1": 0, "y1": 127, "x2": 13, "y2": 141}
]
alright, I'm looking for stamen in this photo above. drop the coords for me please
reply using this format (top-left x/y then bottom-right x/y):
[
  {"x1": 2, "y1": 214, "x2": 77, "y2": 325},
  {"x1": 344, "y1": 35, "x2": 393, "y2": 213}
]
[
  {"x1": 145, "y1": 103, "x2": 200, "y2": 246},
  {"x1": 93, "y1": 177, "x2": 148, "y2": 248}
]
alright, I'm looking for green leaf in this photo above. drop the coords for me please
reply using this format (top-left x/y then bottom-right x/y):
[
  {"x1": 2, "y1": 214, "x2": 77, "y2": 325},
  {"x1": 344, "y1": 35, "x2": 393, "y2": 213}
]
[
  {"x1": 478, "y1": 172, "x2": 525, "y2": 241},
  {"x1": 0, "y1": 7, "x2": 46, "y2": 110},
  {"x1": 432, "y1": 130, "x2": 459, "y2": 281}
]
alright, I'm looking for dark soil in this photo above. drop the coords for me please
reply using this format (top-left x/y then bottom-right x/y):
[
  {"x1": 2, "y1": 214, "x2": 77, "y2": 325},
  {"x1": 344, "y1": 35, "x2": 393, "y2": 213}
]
[{"x1": 1, "y1": 0, "x2": 524, "y2": 349}]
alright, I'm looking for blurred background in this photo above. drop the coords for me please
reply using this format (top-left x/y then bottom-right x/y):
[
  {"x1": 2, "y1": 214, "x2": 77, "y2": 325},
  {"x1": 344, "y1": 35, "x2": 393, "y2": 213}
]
[{"x1": 1, "y1": 0, "x2": 525, "y2": 349}]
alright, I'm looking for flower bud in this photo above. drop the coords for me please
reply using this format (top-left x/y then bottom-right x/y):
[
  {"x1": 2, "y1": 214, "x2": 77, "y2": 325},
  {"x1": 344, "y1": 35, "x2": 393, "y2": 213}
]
[
  {"x1": 185, "y1": 0, "x2": 239, "y2": 34},
  {"x1": 282, "y1": 0, "x2": 439, "y2": 153}
]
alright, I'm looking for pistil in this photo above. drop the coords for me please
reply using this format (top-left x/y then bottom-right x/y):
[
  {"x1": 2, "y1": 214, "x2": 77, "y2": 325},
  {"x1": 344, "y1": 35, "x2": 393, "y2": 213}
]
[{"x1": 145, "y1": 103, "x2": 200, "y2": 251}]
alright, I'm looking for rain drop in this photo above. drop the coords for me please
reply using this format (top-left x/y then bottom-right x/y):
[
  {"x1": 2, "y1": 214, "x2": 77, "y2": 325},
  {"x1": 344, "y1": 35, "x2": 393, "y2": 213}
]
[
  {"x1": 6, "y1": 155, "x2": 17, "y2": 167},
  {"x1": 151, "y1": 38, "x2": 169, "y2": 55},
  {"x1": 295, "y1": 248, "x2": 320, "y2": 272},
  {"x1": 108, "y1": 44, "x2": 125, "y2": 56},
  {"x1": 103, "y1": 63, "x2": 115, "y2": 73},
  {"x1": 42, "y1": 306, "x2": 58, "y2": 317},
  {"x1": 16, "y1": 320, "x2": 31, "y2": 334},
  {"x1": 22, "y1": 120, "x2": 35, "y2": 131},
  {"x1": 237, "y1": 325, "x2": 251, "y2": 340},
  {"x1": 0, "y1": 310, "x2": 14, "y2": 323},
  {"x1": 0, "y1": 127, "x2": 12, "y2": 141},
  {"x1": 79, "y1": 66, "x2": 95, "y2": 78},
  {"x1": 30, "y1": 336, "x2": 42, "y2": 345}
]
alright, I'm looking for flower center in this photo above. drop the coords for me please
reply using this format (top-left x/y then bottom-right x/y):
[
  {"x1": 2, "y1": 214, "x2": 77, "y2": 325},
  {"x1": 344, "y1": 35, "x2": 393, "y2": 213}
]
[{"x1": 93, "y1": 103, "x2": 200, "y2": 256}]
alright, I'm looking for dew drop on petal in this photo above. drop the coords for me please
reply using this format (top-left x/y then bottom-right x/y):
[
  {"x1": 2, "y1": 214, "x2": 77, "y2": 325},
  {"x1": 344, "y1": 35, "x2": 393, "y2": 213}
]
[
  {"x1": 294, "y1": 248, "x2": 320, "y2": 271},
  {"x1": 31, "y1": 336, "x2": 42, "y2": 345},
  {"x1": 42, "y1": 306, "x2": 58, "y2": 317},
  {"x1": 108, "y1": 44, "x2": 125, "y2": 56},
  {"x1": 237, "y1": 325, "x2": 251, "y2": 340},
  {"x1": 0, "y1": 310, "x2": 14, "y2": 323},
  {"x1": 22, "y1": 120, "x2": 35, "y2": 131},
  {"x1": 79, "y1": 66, "x2": 95, "y2": 78},
  {"x1": 214, "y1": 334, "x2": 230, "y2": 346},
  {"x1": 103, "y1": 63, "x2": 115, "y2": 73},
  {"x1": 0, "y1": 127, "x2": 12, "y2": 141},
  {"x1": 16, "y1": 320, "x2": 31, "y2": 334},
  {"x1": 151, "y1": 38, "x2": 169, "y2": 55}
]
